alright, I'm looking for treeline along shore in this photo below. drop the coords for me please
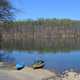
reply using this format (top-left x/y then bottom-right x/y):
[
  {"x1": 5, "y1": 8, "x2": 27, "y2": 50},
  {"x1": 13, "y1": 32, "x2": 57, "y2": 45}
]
[{"x1": 1, "y1": 19, "x2": 80, "y2": 51}]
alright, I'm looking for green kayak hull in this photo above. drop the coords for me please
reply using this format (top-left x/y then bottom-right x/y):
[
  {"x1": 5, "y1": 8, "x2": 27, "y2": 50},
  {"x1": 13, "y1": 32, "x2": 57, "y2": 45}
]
[{"x1": 32, "y1": 63, "x2": 44, "y2": 69}]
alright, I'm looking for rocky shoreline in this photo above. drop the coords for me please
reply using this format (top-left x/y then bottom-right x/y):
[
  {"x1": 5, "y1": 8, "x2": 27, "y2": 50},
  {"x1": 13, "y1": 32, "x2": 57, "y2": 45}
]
[
  {"x1": 59, "y1": 70, "x2": 80, "y2": 80},
  {"x1": 45, "y1": 70, "x2": 80, "y2": 80}
]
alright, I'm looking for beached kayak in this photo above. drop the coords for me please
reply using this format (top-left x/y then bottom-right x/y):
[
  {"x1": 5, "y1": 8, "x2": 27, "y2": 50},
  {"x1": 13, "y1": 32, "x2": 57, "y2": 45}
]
[
  {"x1": 16, "y1": 64, "x2": 24, "y2": 70},
  {"x1": 32, "y1": 60, "x2": 45, "y2": 69}
]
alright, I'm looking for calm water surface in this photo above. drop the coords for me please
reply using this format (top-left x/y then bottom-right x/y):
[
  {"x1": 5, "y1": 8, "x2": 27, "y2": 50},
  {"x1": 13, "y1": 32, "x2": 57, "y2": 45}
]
[{"x1": 0, "y1": 50, "x2": 80, "y2": 72}]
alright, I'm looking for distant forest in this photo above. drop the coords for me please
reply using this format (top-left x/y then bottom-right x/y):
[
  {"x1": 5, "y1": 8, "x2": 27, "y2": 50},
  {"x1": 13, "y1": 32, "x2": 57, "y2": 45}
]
[
  {"x1": 14, "y1": 18, "x2": 80, "y2": 28},
  {"x1": 1, "y1": 19, "x2": 80, "y2": 51}
]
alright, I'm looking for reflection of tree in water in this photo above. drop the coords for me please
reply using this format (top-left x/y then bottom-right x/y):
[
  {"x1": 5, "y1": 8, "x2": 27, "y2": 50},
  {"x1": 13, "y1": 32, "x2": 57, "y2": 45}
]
[
  {"x1": 0, "y1": 52, "x2": 15, "y2": 68},
  {"x1": 1, "y1": 25, "x2": 80, "y2": 51},
  {"x1": 0, "y1": 53, "x2": 3, "y2": 61}
]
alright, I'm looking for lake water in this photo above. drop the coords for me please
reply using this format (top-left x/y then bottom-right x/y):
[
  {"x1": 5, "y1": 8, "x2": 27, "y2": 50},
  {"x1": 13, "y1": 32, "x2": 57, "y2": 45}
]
[{"x1": 0, "y1": 50, "x2": 80, "y2": 73}]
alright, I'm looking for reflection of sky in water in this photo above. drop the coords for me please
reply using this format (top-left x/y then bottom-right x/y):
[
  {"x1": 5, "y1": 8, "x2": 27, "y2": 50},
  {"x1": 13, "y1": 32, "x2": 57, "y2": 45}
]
[{"x1": 1, "y1": 50, "x2": 80, "y2": 72}]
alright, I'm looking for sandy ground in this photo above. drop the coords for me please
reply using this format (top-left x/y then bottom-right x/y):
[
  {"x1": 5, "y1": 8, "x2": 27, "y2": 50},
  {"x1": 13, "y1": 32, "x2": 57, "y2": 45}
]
[
  {"x1": 1, "y1": 62, "x2": 80, "y2": 80},
  {"x1": 0, "y1": 67, "x2": 56, "y2": 80},
  {"x1": 0, "y1": 70, "x2": 18, "y2": 80}
]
